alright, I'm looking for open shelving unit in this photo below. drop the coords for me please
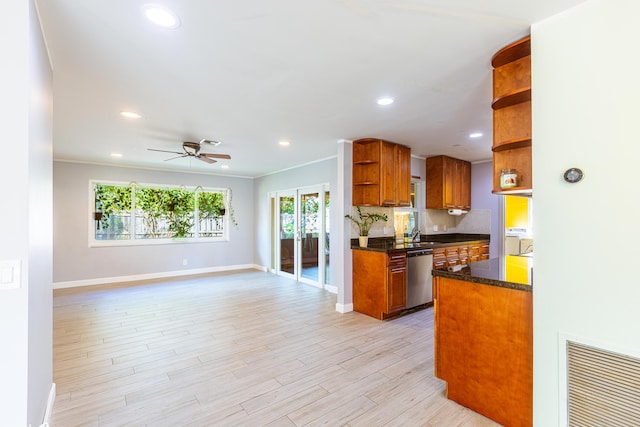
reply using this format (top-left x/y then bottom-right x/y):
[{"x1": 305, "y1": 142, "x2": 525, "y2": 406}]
[{"x1": 491, "y1": 36, "x2": 532, "y2": 195}]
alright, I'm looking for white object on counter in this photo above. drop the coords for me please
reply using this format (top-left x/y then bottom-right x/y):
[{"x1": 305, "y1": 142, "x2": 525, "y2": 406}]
[
  {"x1": 447, "y1": 209, "x2": 468, "y2": 216},
  {"x1": 448, "y1": 264, "x2": 467, "y2": 272}
]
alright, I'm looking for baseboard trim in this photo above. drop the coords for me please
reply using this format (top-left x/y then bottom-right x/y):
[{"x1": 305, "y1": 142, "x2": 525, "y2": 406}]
[
  {"x1": 336, "y1": 302, "x2": 353, "y2": 313},
  {"x1": 53, "y1": 264, "x2": 264, "y2": 289}
]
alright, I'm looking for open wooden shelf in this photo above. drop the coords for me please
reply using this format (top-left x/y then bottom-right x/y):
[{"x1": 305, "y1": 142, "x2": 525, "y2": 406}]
[
  {"x1": 492, "y1": 187, "x2": 533, "y2": 196},
  {"x1": 492, "y1": 87, "x2": 531, "y2": 110},
  {"x1": 492, "y1": 36, "x2": 531, "y2": 68},
  {"x1": 492, "y1": 137, "x2": 532, "y2": 152},
  {"x1": 492, "y1": 35, "x2": 532, "y2": 195}
]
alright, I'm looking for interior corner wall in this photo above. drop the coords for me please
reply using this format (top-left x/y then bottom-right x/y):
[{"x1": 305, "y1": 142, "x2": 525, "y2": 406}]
[
  {"x1": 53, "y1": 162, "x2": 254, "y2": 285},
  {"x1": 0, "y1": 0, "x2": 53, "y2": 424},
  {"x1": 531, "y1": 0, "x2": 640, "y2": 425}
]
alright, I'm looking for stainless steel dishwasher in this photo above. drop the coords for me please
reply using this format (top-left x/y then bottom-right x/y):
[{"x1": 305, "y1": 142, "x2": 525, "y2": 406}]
[{"x1": 406, "y1": 249, "x2": 433, "y2": 309}]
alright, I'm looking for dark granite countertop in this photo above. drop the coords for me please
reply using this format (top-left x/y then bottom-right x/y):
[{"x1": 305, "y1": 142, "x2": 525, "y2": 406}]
[
  {"x1": 351, "y1": 234, "x2": 490, "y2": 253},
  {"x1": 432, "y1": 258, "x2": 532, "y2": 292}
]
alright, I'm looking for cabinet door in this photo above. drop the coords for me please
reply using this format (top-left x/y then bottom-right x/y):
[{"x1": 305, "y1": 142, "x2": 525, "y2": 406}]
[
  {"x1": 426, "y1": 156, "x2": 444, "y2": 209},
  {"x1": 469, "y1": 244, "x2": 480, "y2": 263},
  {"x1": 445, "y1": 247, "x2": 460, "y2": 267},
  {"x1": 432, "y1": 247, "x2": 447, "y2": 270},
  {"x1": 443, "y1": 156, "x2": 456, "y2": 208},
  {"x1": 387, "y1": 264, "x2": 406, "y2": 313},
  {"x1": 459, "y1": 160, "x2": 471, "y2": 209},
  {"x1": 379, "y1": 141, "x2": 397, "y2": 206},
  {"x1": 395, "y1": 145, "x2": 411, "y2": 207},
  {"x1": 480, "y1": 242, "x2": 490, "y2": 260},
  {"x1": 458, "y1": 245, "x2": 469, "y2": 265}
]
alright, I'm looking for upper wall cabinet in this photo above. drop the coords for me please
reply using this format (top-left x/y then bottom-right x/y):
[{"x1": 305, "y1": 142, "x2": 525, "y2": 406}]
[
  {"x1": 352, "y1": 138, "x2": 411, "y2": 207},
  {"x1": 492, "y1": 36, "x2": 532, "y2": 195},
  {"x1": 426, "y1": 155, "x2": 471, "y2": 210}
]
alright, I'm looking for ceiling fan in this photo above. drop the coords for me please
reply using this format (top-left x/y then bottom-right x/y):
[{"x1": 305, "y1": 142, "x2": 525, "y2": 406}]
[{"x1": 148, "y1": 139, "x2": 231, "y2": 164}]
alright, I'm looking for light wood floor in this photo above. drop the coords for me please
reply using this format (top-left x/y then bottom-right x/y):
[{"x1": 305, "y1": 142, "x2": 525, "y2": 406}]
[{"x1": 52, "y1": 269, "x2": 501, "y2": 427}]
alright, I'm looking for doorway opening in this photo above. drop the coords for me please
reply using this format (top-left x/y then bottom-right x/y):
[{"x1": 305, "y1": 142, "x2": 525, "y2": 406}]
[{"x1": 270, "y1": 185, "x2": 330, "y2": 289}]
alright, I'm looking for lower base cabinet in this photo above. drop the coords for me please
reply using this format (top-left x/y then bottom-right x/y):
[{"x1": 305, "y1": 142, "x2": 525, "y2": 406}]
[
  {"x1": 353, "y1": 250, "x2": 406, "y2": 320},
  {"x1": 434, "y1": 276, "x2": 532, "y2": 426},
  {"x1": 432, "y1": 241, "x2": 490, "y2": 270}
]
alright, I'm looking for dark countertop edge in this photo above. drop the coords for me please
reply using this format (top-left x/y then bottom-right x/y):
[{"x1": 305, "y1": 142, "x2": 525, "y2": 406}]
[
  {"x1": 432, "y1": 268, "x2": 532, "y2": 292},
  {"x1": 350, "y1": 234, "x2": 490, "y2": 253},
  {"x1": 351, "y1": 245, "x2": 430, "y2": 254},
  {"x1": 422, "y1": 233, "x2": 491, "y2": 243}
]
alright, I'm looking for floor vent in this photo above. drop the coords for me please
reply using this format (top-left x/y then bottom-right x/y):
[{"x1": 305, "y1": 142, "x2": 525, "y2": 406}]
[{"x1": 567, "y1": 340, "x2": 640, "y2": 426}]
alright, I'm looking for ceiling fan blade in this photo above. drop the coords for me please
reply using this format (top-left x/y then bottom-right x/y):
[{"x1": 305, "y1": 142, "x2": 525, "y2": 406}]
[
  {"x1": 164, "y1": 155, "x2": 188, "y2": 162},
  {"x1": 197, "y1": 155, "x2": 216, "y2": 164},
  {"x1": 200, "y1": 153, "x2": 231, "y2": 160},
  {"x1": 148, "y1": 148, "x2": 183, "y2": 155}
]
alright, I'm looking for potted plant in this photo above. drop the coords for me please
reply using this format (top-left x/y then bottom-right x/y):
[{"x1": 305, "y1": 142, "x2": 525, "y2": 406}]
[{"x1": 345, "y1": 206, "x2": 388, "y2": 247}]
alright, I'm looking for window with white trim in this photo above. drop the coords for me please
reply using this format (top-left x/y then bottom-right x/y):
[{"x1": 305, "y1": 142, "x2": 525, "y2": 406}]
[{"x1": 91, "y1": 181, "x2": 230, "y2": 246}]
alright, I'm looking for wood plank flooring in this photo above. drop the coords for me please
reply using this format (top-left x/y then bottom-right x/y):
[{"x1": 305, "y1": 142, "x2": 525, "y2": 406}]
[{"x1": 52, "y1": 269, "x2": 501, "y2": 427}]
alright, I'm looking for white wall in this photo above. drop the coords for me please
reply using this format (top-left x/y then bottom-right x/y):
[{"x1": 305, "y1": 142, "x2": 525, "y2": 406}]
[
  {"x1": 0, "y1": 0, "x2": 53, "y2": 424},
  {"x1": 53, "y1": 162, "x2": 254, "y2": 285},
  {"x1": 532, "y1": 0, "x2": 640, "y2": 424}
]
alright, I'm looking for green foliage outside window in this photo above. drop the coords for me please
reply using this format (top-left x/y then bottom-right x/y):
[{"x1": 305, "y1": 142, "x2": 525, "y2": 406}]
[{"x1": 94, "y1": 182, "x2": 231, "y2": 241}]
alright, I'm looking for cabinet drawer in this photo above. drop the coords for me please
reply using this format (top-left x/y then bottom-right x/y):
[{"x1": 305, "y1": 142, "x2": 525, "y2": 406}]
[{"x1": 388, "y1": 253, "x2": 407, "y2": 268}]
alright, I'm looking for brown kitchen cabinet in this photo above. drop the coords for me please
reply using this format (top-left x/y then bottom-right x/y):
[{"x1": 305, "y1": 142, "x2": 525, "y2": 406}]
[
  {"x1": 352, "y1": 249, "x2": 407, "y2": 320},
  {"x1": 432, "y1": 241, "x2": 490, "y2": 270},
  {"x1": 434, "y1": 275, "x2": 533, "y2": 426},
  {"x1": 352, "y1": 138, "x2": 411, "y2": 207},
  {"x1": 432, "y1": 247, "x2": 447, "y2": 270},
  {"x1": 492, "y1": 36, "x2": 532, "y2": 195},
  {"x1": 426, "y1": 155, "x2": 471, "y2": 210},
  {"x1": 480, "y1": 242, "x2": 490, "y2": 260}
]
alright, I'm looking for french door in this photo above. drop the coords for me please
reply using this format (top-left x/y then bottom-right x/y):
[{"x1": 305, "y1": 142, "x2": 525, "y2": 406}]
[{"x1": 274, "y1": 185, "x2": 330, "y2": 287}]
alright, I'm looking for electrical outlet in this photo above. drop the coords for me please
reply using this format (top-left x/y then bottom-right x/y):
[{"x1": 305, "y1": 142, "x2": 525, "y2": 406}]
[{"x1": 182, "y1": 259, "x2": 188, "y2": 266}]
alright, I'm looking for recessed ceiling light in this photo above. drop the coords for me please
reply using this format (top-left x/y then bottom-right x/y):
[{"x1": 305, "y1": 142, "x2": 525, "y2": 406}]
[
  {"x1": 221, "y1": 165, "x2": 229, "y2": 169},
  {"x1": 279, "y1": 140, "x2": 290, "y2": 146},
  {"x1": 469, "y1": 132, "x2": 483, "y2": 138},
  {"x1": 120, "y1": 111, "x2": 141, "y2": 119},
  {"x1": 111, "y1": 152, "x2": 123, "y2": 158},
  {"x1": 377, "y1": 97, "x2": 394, "y2": 106},
  {"x1": 142, "y1": 5, "x2": 180, "y2": 28}
]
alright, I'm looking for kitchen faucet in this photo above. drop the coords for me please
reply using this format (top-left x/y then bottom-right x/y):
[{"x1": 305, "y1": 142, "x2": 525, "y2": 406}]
[{"x1": 411, "y1": 227, "x2": 420, "y2": 242}]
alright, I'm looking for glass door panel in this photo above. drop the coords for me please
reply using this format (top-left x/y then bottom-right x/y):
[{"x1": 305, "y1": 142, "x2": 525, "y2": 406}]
[
  {"x1": 324, "y1": 191, "x2": 330, "y2": 285},
  {"x1": 299, "y1": 192, "x2": 320, "y2": 282},
  {"x1": 274, "y1": 186, "x2": 330, "y2": 288},
  {"x1": 279, "y1": 193, "x2": 296, "y2": 276}
]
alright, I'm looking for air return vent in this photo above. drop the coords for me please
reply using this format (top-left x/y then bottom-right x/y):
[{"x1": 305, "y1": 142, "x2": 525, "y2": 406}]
[{"x1": 567, "y1": 341, "x2": 640, "y2": 426}]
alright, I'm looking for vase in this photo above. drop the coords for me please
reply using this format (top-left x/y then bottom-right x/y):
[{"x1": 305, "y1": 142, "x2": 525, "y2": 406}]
[{"x1": 359, "y1": 236, "x2": 368, "y2": 247}]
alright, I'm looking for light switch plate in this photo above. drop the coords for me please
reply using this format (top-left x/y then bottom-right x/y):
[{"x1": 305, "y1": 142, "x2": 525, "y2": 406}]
[{"x1": 0, "y1": 260, "x2": 21, "y2": 290}]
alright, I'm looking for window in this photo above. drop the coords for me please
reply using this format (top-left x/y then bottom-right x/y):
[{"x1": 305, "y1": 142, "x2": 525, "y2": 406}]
[{"x1": 91, "y1": 181, "x2": 230, "y2": 246}]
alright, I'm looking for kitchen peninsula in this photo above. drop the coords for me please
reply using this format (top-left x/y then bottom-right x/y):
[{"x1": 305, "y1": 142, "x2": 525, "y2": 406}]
[
  {"x1": 351, "y1": 234, "x2": 490, "y2": 320},
  {"x1": 432, "y1": 258, "x2": 533, "y2": 427}
]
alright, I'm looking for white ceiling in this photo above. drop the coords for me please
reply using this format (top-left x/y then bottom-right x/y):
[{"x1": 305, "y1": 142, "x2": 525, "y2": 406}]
[{"x1": 36, "y1": 0, "x2": 586, "y2": 178}]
